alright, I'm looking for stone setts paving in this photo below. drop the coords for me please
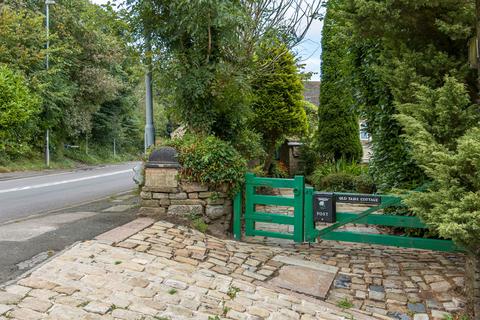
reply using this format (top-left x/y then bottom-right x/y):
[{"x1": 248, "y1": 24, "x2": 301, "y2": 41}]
[{"x1": 0, "y1": 220, "x2": 466, "y2": 320}]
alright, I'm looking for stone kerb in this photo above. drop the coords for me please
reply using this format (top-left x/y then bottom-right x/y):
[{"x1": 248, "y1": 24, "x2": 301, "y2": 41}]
[{"x1": 138, "y1": 148, "x2": 232, "y2": 232}]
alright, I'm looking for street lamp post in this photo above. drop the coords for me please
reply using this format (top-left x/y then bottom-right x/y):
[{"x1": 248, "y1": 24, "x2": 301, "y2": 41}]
[
  {"x1": 144, "y1": 33, "x2": 155, "y2": 152},
  {"x1": 45, "y1": 0, "x2": 55, "y2": 167}
]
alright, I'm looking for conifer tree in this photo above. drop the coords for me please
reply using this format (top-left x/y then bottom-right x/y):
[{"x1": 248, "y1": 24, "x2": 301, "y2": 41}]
[
  {"x1": 397, "y1": 77, "x2": 480, "y2": 317},
  {"x1": 251, "y1": 40, "x2": 308, "y2": 172},
  {"x1": 318, "y1": 0, "x2": 362, "y2": 162}
]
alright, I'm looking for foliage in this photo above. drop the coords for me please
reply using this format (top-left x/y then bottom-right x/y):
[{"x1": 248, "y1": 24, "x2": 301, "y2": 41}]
[
  {"x1": 298, "y1": 142, "x2": 320, "y2": 176},
  {"x1": 397, "y1": 77, "x2": 480, "y2": 151},
  {"x1": 0, "y1": 5, "x2": 45, "y2": 74},
  {"x1": 317, "y1": 173, "x2": 357, "y2": 192},
  {"x1": 397, "y1": 77, "x2": 480, "y2": 254},
  {"x1": 314, "y1": 173, "x2": 374, "y2": 193},
  {"x1": 167, "y1": 135, "x2": 247, "y2": 196},
  {"x1": 309, "y1": 159, "x2": 373, "y2": 193},
  {"x1": 63, "y1": 146, "x2": 137, "y2": 165},
  {"x1": 231, "y1": 129, "x2": 266, "y2": 162},
  {"x1": 298, "y1": 101, "x2": 320, "y2": 176},
  {"x1": 309, "y1": 159, "x2": 367, "y2": 183},
  {"x1": 303, "y1": 101, "x2": 319, "y2": 139},
  {"x1": 0, "y1": 1, "x2": 143, "y2": 162},
  {"x1": 269, "y1": 161, "x2": 289, "y2": 178},
  {"x1": 251, "y1": 40, "x2": 308, "y2": 171},
  {"x1": 126, "y1": 0, "x2": 323, "y2": 146},
  {"x1": 0, "y1": 65, "x2": 40, "y2": 158},
  {"x1": 354, "y1": 174, "x2": 376, "y2": 194},
  {"x1": 127, "y1": 0, "x2": 251, "y2": 142},
  {"x1": 0, "y1": 155, "x2": 77, "y2": 173},
  {"x1": 322, "y1": 0, "x2": 475, "y2": 189},
  {"x1": 190, "y1": 215, "x2": 208, "y2": 234},
  {"x1": 337, "y1": 297, "x2": 353, "y2": 310},
  {"x1": 227, "y1": 286, "x2": 240, "y2": 299},
  {"x1": 318, "y1": 0, "x2": 362, "y2": 162}
]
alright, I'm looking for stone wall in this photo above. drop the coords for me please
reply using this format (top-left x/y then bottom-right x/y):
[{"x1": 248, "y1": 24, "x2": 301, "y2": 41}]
[
  {"x1": 138, "y1": 167, "x2": 232, "y2": 233},
  {"x1": 466, "y1": 253, "x2": 480, "y2": 319}
]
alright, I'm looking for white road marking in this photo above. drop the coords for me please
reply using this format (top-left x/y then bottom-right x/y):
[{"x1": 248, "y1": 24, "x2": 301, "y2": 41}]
[{"x1": 0, "y1": 170, "x2": 132, "y2": 194}]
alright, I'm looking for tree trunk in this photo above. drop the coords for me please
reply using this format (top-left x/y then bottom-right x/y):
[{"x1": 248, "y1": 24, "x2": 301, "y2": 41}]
[
  {"x1": 262, "y1": 143, "x2": 277, "y2": 173},
  {"x1": 466, "y1": 252, "x2": 480, "y2": 320}
]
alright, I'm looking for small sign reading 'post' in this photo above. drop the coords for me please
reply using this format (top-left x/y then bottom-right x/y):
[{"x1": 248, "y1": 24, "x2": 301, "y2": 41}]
[
  {"x1": 313, "y1": 192, "x2": 336, "y2": 223},
  {"x1": 335, "y1": 194, "x2": 381, "y2": 205}
]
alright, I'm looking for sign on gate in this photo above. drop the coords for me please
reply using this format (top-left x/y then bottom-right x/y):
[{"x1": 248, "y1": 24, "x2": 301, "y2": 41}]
[
  {"x1": 313, "y1": 192, "x2": 336, "y2": 223},
  {"x1": 335, "y1": 194, "x2": 381, "y2": 205}
]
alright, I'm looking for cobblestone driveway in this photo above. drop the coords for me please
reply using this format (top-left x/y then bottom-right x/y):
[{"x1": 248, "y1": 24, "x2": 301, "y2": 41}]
[{"x1": 0, "y1": 220, "x2": 466, "y2": 320}]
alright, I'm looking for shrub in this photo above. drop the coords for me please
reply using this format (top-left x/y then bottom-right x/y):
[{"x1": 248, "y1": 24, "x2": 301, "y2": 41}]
[
  {"x1": 317, "y1": 173, "x2": 358, "y2": 192},
  {"x1": 310, "y1": 160, "x2": 375, "y2": 193},
  {"x1": 167, "y1": 134, "x2": 247, "y2": 196},
  {"x1": 232, "y1": 129, "x2": 265, "y2": 162},
  {"x1": 0, "y1": 65, "x2": 40, "y2": 158},
  {"x1": 309, "y1": 159, "x2": 368, "y2": 188},
  {"x1": 270, "y1": 160, "x2": 289, "y2": 178},
  {"x1": 354, "y1": 174, "x2": 376, "y2": 194},
  {"x1": 397, "y1": 77, "x2": 480, "y2": 253},
  {"x1": 298, "y1": 140, "x2": 320, "y2": 176}
]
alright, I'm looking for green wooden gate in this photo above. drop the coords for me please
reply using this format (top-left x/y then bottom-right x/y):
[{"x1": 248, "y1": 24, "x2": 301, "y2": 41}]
[
  {"x1": 233, "y1": 174, "x2": 461, "y2": 253},
  {"x1": 234, "y1": 173, "x2": 305, "y2": 242}
]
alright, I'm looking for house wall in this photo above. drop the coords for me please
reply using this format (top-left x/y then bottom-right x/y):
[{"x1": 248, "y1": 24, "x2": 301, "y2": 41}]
[{"x1": 303, "y1": 81, "x2": 320, "y2": 106}]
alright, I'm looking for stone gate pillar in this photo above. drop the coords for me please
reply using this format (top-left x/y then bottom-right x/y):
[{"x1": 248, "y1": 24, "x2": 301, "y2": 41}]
[{"x1": 138, "y1": 147, "x2": 232, "y2": 235}]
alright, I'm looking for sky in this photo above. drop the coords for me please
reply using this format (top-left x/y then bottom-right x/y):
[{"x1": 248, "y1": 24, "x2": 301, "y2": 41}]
[
  {"x1": 90, "y1": 0, "x2": 324, "y2": 81},
  {"x1": 295, "y1": 17, "x2": 324, "y2": 81}
]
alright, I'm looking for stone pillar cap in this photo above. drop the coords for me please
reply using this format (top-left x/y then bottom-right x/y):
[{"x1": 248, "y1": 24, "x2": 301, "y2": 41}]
[{"x1": 146, "y1": 146, "x2": 180, "y2": 168}]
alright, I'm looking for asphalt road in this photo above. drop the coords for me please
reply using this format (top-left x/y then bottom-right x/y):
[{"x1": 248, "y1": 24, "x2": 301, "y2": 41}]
[
  {"x1": 0, "y1": 162, "x2": 139, "y2": 224},
  {"x1": 0, "y1": 162, "x2": 141, "y2": 284}
]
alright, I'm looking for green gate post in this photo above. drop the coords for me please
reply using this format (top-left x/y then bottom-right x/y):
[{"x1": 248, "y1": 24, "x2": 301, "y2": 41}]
[
  {"x1": 244, "y1": 173, "x2": 255, "y2": 236},
  {"x1": 304, "y1": 187, "x2": 315, "y2": 242},
  {"x1": 233, "y1": 191, "x2": 242, "y2": 241},
  {"x1": 293, "y1": 175, "x2": 305, "y2": 243}
]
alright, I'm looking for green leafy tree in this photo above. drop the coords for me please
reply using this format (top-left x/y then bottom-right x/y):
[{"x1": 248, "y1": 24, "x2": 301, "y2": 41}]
[
  {"x1": 318, "y1": 0, "x2": 362, "y2": 162},
  {"x1": 321, "y1": 0, "x2": 475, "y2": 189},
  {"x1": 1, "y1": 1, "x2": 143, "y2": 160},
  {"x1": 0, "y1": 5, "x2": 45, "y2": 75},
  {"x1": 127, "y1": 0, "x2": 251, "y2": 142},
  {"x1": 45, "y1": 0, "x2": 141, "y2": 148},
  {"x1": 0, "y1": 65, "x2": 40, "y2": 159},
  {"x1": 251, "y1": 40, "x2": 308, "y2": 172},
  {"x1": 125, "y1": 0, "x2": 324, "y2": 149}
]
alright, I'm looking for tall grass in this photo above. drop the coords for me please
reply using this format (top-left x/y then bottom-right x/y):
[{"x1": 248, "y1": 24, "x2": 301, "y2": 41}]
[{"x1": 0, "y1": 146, "x2": 140, "y2": 173}]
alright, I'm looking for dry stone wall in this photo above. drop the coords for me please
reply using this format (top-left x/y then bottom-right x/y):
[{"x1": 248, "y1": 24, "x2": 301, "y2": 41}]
[{"x1": 138, "y1": 167, "x2": 232, "y2": 233}]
